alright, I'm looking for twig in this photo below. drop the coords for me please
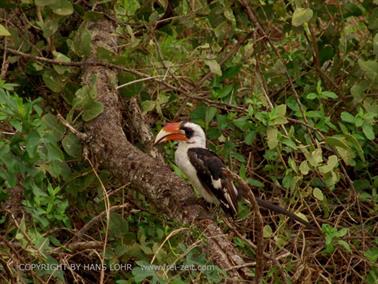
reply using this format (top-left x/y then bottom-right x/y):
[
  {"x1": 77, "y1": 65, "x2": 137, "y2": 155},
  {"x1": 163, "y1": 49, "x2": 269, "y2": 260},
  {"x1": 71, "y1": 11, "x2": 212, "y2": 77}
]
[
  {"x1": 225, "y1": 217, "x2": 293, "y2": 282},
  {"x1": 239, "y1": 0, "x2": 311, "y2": 128},
  {"x1": 307, "y1": 24, "x2": 338, "y2": 90},
  {"x1": 1, "y1": 37, "x2": 9, "y2": 79},
  {"x1": 196, "y1": 32, "x2": 254, "y2": 88},
  {"x1": 0, "y1": 257, "x2": 14, "y2": 283},
  {"x1": 151, "y1": 227, "x2": 188, "y2": 264},
  {"x1": 225, "y1": 251, "x2": 291, "y2": 271},
  {"x1": 57, "y1": 113, "x2": 88, "y2": 141},
  {"x1": 174, "y1": 32, "x2": 254, "y2": 119},
  {"x1": 116, "y1": 75, "x2": 164, "y2": 89},
  {"x1": 85, "y1": 157, "x2": 110, "y2": 284},
  {"x1": 53, "y1": 241, "x2": 103, "y2": 254},
  {"x1": 71, "y1": 203, "x2": 130, "y2": 240},
  {"x1": 223, "y1": 168, "x2": 264, "y2": 283}
]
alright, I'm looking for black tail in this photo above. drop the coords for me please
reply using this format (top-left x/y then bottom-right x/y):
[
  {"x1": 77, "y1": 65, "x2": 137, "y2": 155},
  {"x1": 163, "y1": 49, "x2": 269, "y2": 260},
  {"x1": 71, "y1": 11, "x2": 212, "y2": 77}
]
[{"x1": 255, "y1": 197, "x2": 309, "y2": 226}]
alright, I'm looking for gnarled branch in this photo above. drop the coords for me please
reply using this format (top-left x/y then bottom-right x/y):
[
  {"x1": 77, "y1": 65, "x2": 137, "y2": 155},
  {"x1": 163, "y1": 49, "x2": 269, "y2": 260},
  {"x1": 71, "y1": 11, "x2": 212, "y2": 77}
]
[{"x1": 82, "y1": 19, "x2": 249, "y2": 281}]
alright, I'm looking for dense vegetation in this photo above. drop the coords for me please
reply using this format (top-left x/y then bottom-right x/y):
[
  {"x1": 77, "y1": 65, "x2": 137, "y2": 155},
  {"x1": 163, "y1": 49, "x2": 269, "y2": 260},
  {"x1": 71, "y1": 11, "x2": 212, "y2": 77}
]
[{"x1": 0, "y1": 0, "x2": 377, "y2": 283}]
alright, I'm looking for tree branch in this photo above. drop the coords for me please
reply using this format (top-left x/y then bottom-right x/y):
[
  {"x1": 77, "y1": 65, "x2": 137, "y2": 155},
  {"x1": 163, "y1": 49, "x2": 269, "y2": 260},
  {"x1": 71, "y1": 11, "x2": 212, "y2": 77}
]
[{"x1": 81, "y1": 18, "x2": 249, "y2": 281}]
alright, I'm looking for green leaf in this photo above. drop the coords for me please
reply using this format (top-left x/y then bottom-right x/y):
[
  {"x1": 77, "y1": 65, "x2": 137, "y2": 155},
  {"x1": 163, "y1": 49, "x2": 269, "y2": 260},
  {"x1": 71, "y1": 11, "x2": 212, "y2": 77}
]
[
  {"x1": 337, "y1": 240, "x2": 351, "y2": 253},
  {"x1": 10, "y1": 119, "x2": 22, "y2": 131},
  {"x1": 34, "y1": 0, "x2": 59, "y2": 6},
  {"x1": 263, "y1": 225, "x2": 273, "y2": 238},
  {"x1": 355, "y1": 116, "x2": 364, "y2": 127},
  {"x1": 275, "y1": 104, "x2": 286, "y2": 117},
  {"x1": 155, "y1": 93, "x2": 169, "y2": 116},
  {"x1": 62, "y1": 132, "x2": 82, "y2": 158},
  {"x1": 72, "y1": 25, "x2": 91, "y2": 57},
  {"x1": 247, "y1": 178, "x2": 264, "y2": 188},
  {"x1": 306, "y1": 92, "x2": 317, "y2": 100},
  {"x1": 267, "y1": 127, "x2": 278, "y2": 149},
  {"x1": 319, "y1": 155, "x2": 338, "y2": 174},
  {"x1": 46, "y1": 143, "x2": 64, "y2": 161},
  {"x1": 351, "y1": 82, "x2": 367, "y2": 104},
  {"x1": 39, "y1": 16, "x2": 60, "y2": 38},
  {"x1": 109, "y1": 213, "x2": 129, "y2": 236},
  {"x1": 321, "y1": 91, "x2": 338, "y2": 99},
  {"x1": 42, "y1": 70, "x2": 64, "y2": 92},
  {"x1": 223, "y1": 65, "x2": 241, "y2": 79},
  {"x1": 270, "y1": 104, "x2": 288, "y2": 125},
  {"x1": 123, "y1": 0, "x2": 141, "y2": 16},
  {"x1": 358, "y1": 59, "x2": 378, "y2": 82},
  {"x1": 368, "y1": 8, "x2": 378, "y2": 29},
  {"x1": 82, "y1": 100, "x2": 104, "y2": 121},
  {"x1": 364, "y1": 248, "x2": 378, "y2": 263},
  {"x1": 340, "y1": 111, "x2": 355, "y2": 123},
  {"x1": 362, "y1": 123, "x2": 375, "y2": 140},
  {"x1": 157, "y1": 92, "x2": 169, "y2": 105},
  {"x1": 213, "y1": 85, "x2": 233, "y2": 99},
  {"x1": 233, "y1": 116, "x2": 248, "y2": 130},
  {"x1": 308, "y1": 148, "x2": 323, "y2": 167},
  {"x1": 295, "y1": 212, "x2": 308, "y2": 224},
  {"x1": 0, "y1": 24, "x2": 11, "y2": 36},
  {"x1": 336, "y1": 147, "x2": 356, "y2": 166},
  {"x1": 326, "y1": 135, "x2": 349, "y2": 150},
  {"x1": 52, "y1": 51, "x2": 71, "y2": 74},
  {"x1": 366, "y1": 267, "x2": 378, "y2": 284},
  {"x1": 51, "y1": 0, "x2": 73, "y2": 16},
  {"x1": 286, "y1": 96, "x2": 299, "y2": 112},
  {"x1": 344, "y1": 133, "x2": 365, "y2": 162},
  {"x1": 72, "y1": 85, "x2": 93, "y2": 109},
  {"x1": 237, "y1": 200, "x2": 251, "y2": 220},
  {"x1": 336, "y1": 227, "x2": 348, "y2": 238},
  {"x1": 244, "y1": 130, "x2": 256, "y2": 145},
  {"x1": 204, "y1": 59, "x2": 222, "y2": 76},
  {"x1": 41, "y1": 113, "x2": 65, "y2": 141},
  {"x1": 288, "y1": 157, "x2": 298, "y2": 173},
  {"x1": 191, "y1": 104, "x2": 207, "y2": 123},
  {"x1": 141, "y1": 100, "x2": 155, "y2": 113},
  {"x1": 292, "y1": 8, "x2": 313, "y2": 27},
  {"x1": 313, "y1": 187, "x2": 324, "y2": 201},
  {"x1": 299, "y1": 160, "x2": 310, "y2": 175},
  {"x1": 132, "y1": 262, "x2": 158, "y2": 282},
  {"x1": 306, "y1": 110, "x2": 323, "y2": 118},
  {"x1": 271, "y1": 60, "x2": 287, "y2": 75},
  {"x1": 319, "y1": 44, "x2": 335, "y2": 64},
  {"x1": 224, "y1": 7, "x2": 236, "y2": 26},
  {"x1": 374, "y1": 33, "x2": 378, "y2": 57},
  {"x1": 282, "y1": 138, "x2": 297, "y2": 149},
  {"x1": 205, "y1": 107, "x2": 217, "y2": 126},
  {"x1": 316, "y1": 80, "x2": 322, "y2": 94},
  {"x1": 26, "y1": 130, "x2": 41, "y2": 158}
]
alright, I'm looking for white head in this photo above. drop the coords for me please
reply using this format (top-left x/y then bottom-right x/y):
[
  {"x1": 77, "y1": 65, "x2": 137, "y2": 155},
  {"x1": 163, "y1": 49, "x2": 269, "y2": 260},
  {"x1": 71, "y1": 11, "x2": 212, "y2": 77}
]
[{"x1": 154, "y1": 121, "x2": 206, "y2": 148}]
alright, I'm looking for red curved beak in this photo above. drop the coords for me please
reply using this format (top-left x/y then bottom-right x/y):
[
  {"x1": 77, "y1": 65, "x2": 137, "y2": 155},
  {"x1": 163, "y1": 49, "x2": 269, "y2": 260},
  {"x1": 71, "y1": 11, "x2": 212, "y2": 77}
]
[{"x1": 154, "y1": 122, "x2": 188, "y2": 145}]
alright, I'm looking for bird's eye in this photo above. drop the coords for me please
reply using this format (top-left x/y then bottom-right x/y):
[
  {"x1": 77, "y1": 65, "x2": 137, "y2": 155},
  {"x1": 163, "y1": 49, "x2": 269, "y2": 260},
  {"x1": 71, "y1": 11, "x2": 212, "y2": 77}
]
[{"x1": 181, "y1": 126, "x2": 194, "y2": 138}]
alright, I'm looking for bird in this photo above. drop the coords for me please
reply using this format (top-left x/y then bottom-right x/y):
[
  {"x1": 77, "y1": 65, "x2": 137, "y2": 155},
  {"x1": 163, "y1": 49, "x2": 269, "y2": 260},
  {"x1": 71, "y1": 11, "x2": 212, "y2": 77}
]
[{"x1": 154, "y1": 121, "x2": 308, "y2": 225}]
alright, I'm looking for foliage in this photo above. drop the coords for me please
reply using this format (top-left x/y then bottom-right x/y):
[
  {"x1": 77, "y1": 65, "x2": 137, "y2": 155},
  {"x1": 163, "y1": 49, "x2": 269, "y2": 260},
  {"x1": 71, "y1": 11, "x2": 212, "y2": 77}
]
[
  {"x1": 0, "y1": 83, "x2": 69, "y2": 228},
  {"x1": 0, "y1": 0, "x2": 377, "y2": 283}
]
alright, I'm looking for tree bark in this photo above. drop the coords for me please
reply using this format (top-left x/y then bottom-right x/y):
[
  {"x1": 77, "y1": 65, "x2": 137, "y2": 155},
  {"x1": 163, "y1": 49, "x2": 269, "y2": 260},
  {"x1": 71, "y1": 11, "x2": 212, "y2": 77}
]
[{"x1": 82, "y1": 19, "x2": 247, "y2": 281}]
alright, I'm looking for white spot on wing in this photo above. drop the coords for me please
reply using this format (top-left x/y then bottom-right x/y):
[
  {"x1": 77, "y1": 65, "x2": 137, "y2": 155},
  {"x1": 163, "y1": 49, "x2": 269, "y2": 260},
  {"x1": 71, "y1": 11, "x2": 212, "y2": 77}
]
[
  {"x1": 221, "y1": 200, "x2": 229, "y2": 208},
  {"x1": 223, "y1": 186, "x2": 237, "y2": 213},
  {"x1": 211, "y1": 177, "x2": 222, "y2": 189},
  {"x1": 231, "y1": 182, "x2": 238, "y2": 197}
]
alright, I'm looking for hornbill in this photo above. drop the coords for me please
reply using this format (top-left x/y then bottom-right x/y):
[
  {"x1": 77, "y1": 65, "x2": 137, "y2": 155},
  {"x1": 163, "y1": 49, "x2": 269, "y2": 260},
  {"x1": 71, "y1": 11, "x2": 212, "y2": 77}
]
[{"x1": 154, "y1": 121, "x2": 308, "y2": 225}]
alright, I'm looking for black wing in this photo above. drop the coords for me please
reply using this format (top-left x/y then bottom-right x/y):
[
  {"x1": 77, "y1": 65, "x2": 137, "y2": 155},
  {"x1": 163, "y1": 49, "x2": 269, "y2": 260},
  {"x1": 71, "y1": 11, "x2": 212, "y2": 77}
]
[{"x1": 187, "y1": 148, "x2": 239, "y2": 215}]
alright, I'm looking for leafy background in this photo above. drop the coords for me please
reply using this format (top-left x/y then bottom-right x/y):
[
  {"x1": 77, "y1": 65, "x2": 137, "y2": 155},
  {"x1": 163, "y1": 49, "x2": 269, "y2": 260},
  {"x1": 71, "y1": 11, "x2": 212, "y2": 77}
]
[{"x1": 0, "y1": 0, "x2": 377, "y2": 283}]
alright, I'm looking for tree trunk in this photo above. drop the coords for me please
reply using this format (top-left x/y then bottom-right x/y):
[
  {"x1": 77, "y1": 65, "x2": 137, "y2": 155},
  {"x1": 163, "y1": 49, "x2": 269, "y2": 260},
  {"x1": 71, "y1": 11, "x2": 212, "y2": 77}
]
[{"x1": 82, "y1": 19, "x2": 247, "y2": 281}]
